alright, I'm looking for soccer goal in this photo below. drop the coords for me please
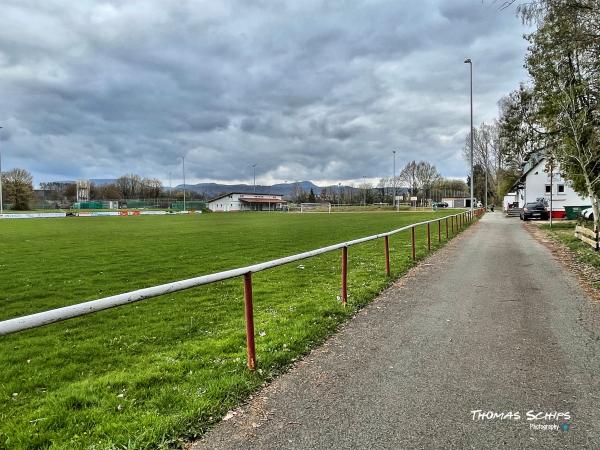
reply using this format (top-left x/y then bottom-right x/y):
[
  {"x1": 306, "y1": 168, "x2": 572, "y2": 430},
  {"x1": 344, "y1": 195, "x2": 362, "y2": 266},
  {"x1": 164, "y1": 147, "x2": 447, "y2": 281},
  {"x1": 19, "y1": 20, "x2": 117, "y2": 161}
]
[{"x1": 300, "y1": 203, "x2": 332, "y2": 213}]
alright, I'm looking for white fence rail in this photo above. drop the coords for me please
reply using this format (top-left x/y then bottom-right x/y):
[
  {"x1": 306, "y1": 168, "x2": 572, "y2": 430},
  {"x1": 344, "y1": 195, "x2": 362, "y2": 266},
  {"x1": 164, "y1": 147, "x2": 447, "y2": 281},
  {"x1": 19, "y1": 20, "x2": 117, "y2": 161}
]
[{"x1": 0, "y1": 208, "x2": 484, "y2": 368}]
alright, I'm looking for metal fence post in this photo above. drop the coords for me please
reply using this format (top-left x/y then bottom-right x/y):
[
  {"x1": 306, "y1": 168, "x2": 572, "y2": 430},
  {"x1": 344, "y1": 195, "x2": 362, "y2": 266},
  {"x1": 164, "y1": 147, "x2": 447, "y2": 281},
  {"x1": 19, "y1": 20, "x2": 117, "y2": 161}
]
[
  {"x1": 411, "y1": 226, "x2": 416, "y2": 261},
  {"x1": 427, "y1": 222, "x2": 431, "y2": 252},
  {"x1": 341, "y1": 246, "x2": 348, "y2": 305},
  {"x1": 243, "y1": 272, "x2": 256, "y2": 371},
  {"x1": 446, "y1": 217, "x2": 449, "y2": 239},
  {"x1": 451, "y1": 216, "x2": 454, "y2": 235},
  {"x1": 384, "y1": 236, "x2": 391, "y2": 276},
  {"x1": 438, "y1": 219, "x2": 441, "y2": 242}
]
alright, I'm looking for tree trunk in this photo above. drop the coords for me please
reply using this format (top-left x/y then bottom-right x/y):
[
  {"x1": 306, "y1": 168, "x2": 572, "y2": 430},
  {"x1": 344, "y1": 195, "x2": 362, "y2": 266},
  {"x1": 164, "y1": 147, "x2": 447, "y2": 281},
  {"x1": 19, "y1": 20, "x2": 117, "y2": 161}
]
[{"x1": 583, "y1": 172, "x2": 600, "y2": 233}]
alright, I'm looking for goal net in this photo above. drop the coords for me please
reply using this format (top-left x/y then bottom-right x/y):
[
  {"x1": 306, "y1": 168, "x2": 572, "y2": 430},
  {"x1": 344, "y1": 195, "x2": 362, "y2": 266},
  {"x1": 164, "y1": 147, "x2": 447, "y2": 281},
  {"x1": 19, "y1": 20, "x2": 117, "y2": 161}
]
[{"x1": 300, "y1": 203, "x2": 332, "y2": 213}]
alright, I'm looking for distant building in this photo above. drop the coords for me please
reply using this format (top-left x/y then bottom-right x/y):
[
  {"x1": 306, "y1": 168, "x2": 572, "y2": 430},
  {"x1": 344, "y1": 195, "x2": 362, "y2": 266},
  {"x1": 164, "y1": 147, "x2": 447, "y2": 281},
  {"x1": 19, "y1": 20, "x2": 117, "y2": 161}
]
[
  {"x1": 207, "y1": 193, "x2": 287, "y2": 212},
  {"x1": 511, "y1": 153, "x2": 591, "y2": 218},
  {"x1": 76, "y1": 180, "x2": 91, "y2": 202},
  {"x1": 441, "y1": 197, "x2": 476, "y2": 208}
]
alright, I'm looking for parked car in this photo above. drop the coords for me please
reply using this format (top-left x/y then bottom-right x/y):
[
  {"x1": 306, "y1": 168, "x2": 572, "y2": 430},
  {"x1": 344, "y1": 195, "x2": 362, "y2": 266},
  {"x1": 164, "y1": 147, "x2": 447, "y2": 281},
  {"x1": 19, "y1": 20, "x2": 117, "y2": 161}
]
[
  {"x1": 581, "y1": 207, "x2": 594, "y2": 221},
  {"x1": 520, "y1": 202, "x2": 549, "y2": 221},
  {"x1": 432, "y1": 201, "x2": 448, "y2": 208}
]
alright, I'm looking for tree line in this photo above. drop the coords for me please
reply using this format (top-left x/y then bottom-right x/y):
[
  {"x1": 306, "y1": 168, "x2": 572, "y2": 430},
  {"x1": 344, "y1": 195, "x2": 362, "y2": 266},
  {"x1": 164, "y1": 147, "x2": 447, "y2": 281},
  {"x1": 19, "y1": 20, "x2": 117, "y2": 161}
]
[
  {"x1": 474, "y1": 0, "x2": 599, "y2": 229},
  {"x1": 1, "y1": 171, "x2": 200, "y2": 210},
  {"x1": 291, "y1": 160, "x2": 468, "y2": 205}
]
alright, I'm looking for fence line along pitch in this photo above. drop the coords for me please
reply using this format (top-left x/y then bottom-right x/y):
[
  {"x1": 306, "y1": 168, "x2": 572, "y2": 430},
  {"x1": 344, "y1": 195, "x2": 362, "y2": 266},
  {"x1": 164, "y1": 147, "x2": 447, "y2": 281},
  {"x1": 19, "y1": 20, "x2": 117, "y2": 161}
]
[{"x1": 0, "y1": 208, "x2": 485, "y2": 369}]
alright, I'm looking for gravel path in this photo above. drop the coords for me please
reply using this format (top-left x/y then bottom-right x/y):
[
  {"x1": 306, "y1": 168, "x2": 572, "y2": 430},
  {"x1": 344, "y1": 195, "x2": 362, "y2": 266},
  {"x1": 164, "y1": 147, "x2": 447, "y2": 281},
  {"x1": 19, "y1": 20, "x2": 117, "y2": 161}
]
[{"x1": 191, "y1": 212, "x2": 600, "y2": 449}]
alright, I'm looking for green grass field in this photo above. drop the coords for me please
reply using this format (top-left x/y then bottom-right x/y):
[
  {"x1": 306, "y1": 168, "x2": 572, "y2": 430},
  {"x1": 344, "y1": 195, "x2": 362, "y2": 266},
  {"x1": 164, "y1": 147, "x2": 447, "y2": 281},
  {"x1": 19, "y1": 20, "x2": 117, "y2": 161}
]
[{"x1": 0, "y1": 210, "x2": 470, "y2": 449}]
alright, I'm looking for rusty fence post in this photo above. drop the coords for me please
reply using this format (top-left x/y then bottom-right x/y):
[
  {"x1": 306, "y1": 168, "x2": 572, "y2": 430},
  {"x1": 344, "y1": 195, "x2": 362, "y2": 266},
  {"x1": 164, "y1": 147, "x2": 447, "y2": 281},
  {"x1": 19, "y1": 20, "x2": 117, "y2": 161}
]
[
  {"x1": 243, "y1": 272, "x2": 256, "y2": 371},
  {"x1": 438, "y1": 219, "x2": 442, "y2": 243},
  {"x1": 341, "y1": 246, "x2": 348, "y2": 306},
  {"x1": 445, "y1": 217, "x2": 449, "y2": 239},
  {"x1": 451, "y1": 216, "x2": 454, "y2": 235},
  {"x1": 411, "y1": 226, "x2": 416, "y2": 261},
  {"x1": 427, "y1": 222, "x2": 431, "y2": 252},
  {"x1": 384, "y1": 236, "x2": 391, "y2": 276}
]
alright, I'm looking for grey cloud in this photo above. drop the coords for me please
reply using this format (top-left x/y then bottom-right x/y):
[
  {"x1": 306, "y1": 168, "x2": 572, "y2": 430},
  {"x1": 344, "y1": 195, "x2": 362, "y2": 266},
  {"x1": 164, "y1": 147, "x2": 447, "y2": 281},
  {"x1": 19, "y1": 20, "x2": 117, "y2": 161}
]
[{"x1": 0, "y1": 0, "x2": 529, "y2": 184}]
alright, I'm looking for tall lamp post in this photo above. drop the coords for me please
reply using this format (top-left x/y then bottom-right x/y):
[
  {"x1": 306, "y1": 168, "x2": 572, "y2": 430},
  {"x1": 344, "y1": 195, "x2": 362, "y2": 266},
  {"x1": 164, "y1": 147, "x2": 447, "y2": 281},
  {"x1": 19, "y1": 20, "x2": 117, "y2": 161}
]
[
  {"x1": 464, "y1": 58, "x2": 474, "y2": 212},
  {"x1": 252, "y1": 163, "x2": 257, "y2": 192}
]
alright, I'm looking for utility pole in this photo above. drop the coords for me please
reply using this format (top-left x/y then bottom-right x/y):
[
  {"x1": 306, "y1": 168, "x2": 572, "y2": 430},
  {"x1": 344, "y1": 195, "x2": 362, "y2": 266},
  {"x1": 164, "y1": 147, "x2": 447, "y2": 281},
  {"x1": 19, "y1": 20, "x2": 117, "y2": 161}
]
[
  {"x1": 252, "y1": 164, "x2": 257, "y2": 193},
  {"x1": 464, "y1": 58, "x2": 474, "y2": 212}
]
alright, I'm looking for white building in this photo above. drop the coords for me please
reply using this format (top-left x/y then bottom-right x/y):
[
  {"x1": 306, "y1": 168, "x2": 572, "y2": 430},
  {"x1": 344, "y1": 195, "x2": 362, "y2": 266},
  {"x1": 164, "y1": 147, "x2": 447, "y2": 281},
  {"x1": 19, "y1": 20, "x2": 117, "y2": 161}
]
[
  {"x1": 441, "y1": 197, "x2": 476, "y2": 208},
  {"x1": 512, "y1": 153, "x2": 591, "y2": 218},
  {"x1": 207, "y1": 192, "x2": 287, "y2": 212}
]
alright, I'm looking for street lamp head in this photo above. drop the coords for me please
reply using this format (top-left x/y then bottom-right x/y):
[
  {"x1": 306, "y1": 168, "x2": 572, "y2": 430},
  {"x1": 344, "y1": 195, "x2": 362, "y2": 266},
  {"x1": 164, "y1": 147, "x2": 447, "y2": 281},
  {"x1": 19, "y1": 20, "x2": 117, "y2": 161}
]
[{"x1": 464, "y1": 58, "x2": 472, "y2": 64}]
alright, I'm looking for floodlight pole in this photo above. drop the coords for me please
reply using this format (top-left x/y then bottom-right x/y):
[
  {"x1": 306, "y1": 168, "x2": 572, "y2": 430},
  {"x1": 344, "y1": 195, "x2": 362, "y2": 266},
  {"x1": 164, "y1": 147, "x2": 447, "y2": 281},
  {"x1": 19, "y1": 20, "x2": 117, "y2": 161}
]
[
  {"x1": 393, "y1": 150, "x2": 396, "y2": 211},
  {"x1": 168, "y1": 171, "x2": 172, "y2": 202},
  {"x1": 465, "y1": 58, "x2": 474, "y2": 212},
  {"x1": 252, "y1": 163, "x2": 257, "y2": 193},
  {"x1": 362, "y1": 175, "x2": 367, "y2": 206},
  {"x1": 180, "y1": 156, "x2": 186, "y2": 212}
]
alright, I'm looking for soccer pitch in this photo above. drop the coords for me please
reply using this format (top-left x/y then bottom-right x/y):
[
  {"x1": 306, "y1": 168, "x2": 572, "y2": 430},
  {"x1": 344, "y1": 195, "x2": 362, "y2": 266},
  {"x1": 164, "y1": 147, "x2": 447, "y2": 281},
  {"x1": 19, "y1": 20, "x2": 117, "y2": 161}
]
[{"x1": 0, "y1": 211, "x2": 467, "y2": 449}]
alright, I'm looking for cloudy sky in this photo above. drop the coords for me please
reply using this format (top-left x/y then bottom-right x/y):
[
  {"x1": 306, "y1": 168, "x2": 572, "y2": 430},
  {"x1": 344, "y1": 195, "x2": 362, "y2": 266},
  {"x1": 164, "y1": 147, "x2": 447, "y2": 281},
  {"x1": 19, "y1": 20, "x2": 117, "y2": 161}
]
[{"x1": 0, "y1": 0, "x2": 529, "y2": 187}]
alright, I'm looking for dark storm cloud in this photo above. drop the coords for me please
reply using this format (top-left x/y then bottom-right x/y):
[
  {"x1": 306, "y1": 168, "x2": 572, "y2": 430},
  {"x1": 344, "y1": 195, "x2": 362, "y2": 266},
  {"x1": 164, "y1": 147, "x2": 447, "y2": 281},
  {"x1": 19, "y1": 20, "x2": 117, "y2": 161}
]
[{"x1": 0, "y1": 0, "x2": 530, "y2": 185}]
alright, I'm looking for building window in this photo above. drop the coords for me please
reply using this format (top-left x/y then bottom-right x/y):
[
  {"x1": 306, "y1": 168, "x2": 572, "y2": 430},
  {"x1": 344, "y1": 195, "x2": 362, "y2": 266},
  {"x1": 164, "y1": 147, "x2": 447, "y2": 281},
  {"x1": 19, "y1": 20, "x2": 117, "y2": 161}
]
[
  {"x1": 558, "y1": 184, "x2": 565, "y2": 193},
  {"x1": 545, "y1": 184, "x2": 551, "y2": 193}
]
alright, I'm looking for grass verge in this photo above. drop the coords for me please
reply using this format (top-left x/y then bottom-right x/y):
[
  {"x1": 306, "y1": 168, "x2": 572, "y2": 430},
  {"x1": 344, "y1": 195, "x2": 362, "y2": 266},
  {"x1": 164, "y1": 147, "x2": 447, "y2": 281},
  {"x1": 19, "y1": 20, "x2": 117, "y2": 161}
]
[{"x1": 540, "y1": 222, "x2": 600, "y2": 288}]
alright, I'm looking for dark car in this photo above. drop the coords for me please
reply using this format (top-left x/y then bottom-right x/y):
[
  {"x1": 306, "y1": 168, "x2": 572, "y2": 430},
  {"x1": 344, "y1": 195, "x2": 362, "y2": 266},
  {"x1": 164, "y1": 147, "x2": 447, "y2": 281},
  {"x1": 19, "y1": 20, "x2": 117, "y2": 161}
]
[
  {"x1": 432, "y1": 201, "x2": 448, "y2": 208},
  {"x1": 520, "y1": 202, "x2": 549, "y2": 221}
]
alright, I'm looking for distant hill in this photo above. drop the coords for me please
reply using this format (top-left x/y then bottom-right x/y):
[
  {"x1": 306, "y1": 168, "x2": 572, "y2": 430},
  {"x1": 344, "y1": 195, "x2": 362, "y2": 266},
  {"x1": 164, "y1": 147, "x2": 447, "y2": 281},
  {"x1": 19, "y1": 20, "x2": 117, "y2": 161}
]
[
  {"x1": 90, "y1": 178, "x2": 118, "y2": 186},
  {"x1": 176, "y1": 181, "x2": 323, "y2": 199},
  {"x1": 72, "y1": 178, "x2": 408, "y2": 200}
]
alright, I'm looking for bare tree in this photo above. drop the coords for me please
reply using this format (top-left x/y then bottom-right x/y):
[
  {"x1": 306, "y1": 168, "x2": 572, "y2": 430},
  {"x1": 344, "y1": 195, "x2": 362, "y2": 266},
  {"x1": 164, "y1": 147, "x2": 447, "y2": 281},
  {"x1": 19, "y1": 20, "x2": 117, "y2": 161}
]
[
  {"x1": 398, "y1": 161, "x2": 419, "y2": 197},
  {"x1": 2, "y1": 168, "x2": 34, "y2": 210},
  {"x1": 415, "y1": 161, "x2": 442, "y2": 204},
  {"x1": 116, "y1": 174, "x2": 144, "y2": 199}
]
